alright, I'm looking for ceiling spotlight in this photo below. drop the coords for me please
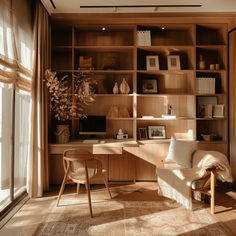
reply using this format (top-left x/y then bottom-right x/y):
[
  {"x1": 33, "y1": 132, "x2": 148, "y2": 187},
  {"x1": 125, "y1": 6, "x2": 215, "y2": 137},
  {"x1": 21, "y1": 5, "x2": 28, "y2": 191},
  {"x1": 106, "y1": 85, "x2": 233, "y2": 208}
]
[
  {"x1": 102, "y1": 27, "x2": 106, "y2": 31},
  {"x1": 161, "y1": 27, "x2": 166, "y2": 30}
]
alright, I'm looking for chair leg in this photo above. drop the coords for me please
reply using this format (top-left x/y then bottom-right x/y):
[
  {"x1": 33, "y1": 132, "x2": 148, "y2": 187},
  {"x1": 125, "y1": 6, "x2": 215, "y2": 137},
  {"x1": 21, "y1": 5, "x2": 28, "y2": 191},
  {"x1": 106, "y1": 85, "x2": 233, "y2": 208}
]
[
  {"x1": 56, "y1": 163, "x2": 71, "y2": 207},
  {"x1": 210, "y1": 171, "x2": 215, "y2": 214},
  {"x1": 85, "y1": 162, "x2": 93, "y2": 218},
  {"x1": 77, "y1": 183, "x2": 80, "y2": 194},
  {"x1": 103, "y1": 174, "x2": 112, "y2": 199}
]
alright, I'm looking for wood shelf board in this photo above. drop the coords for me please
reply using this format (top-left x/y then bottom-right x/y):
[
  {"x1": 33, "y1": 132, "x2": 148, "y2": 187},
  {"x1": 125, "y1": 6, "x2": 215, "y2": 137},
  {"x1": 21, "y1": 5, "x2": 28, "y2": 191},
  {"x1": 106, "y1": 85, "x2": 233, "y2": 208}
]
[
  {"x1": 196, "y1": 118, "x2": 226, "y2": 120},
  {"x1": 137, "y1": 94, "x2": 194, "y2": 97},
  {"x1": 107, "y1": 118, "x2": 135, "y2": 121},
  {"x1": 74, "y1": 70, "x2": 134, "y2": 74},
  {"x1": 137, "y1": 117, "x2": 195, "y2": 121},
  {"x1": 94, "y1": 94, "x2": 134, "y2": 97},
  {"x1": 198, "y1": 141, "x2": 226, "y2": 144},
  {"x1": 137, "y1": 45, "x2": 195, "y2": 50},
  {"x1": 74, "y1": 46, "x2": 135, "y2": 52},
  {"x1": 196, "y1": 93, "x2": 225, "y2": 96},
  {"x1": 137, "y1": 70, "x2": 193, "y2": 75}
]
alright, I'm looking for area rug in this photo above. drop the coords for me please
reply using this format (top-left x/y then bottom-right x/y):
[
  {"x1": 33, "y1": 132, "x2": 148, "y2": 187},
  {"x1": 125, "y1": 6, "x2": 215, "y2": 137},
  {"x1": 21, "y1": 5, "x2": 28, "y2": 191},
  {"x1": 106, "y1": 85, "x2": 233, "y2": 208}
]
[{"x1": 33, "y1": 198, "x2": 233, "y2": 236}]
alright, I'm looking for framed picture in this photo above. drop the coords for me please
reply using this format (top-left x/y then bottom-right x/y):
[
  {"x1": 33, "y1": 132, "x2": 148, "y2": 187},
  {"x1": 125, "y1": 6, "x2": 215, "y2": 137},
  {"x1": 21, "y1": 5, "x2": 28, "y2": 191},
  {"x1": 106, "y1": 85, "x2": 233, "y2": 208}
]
[
  {"x1": 138, "y1": 127, "x2": 148, "y2": 140},
  {"x1": 213, "y1": 104, "x2": 224, "y2": 118},
  {"x1": 142, "y1": 79, "x2": 158, "y2": 94},
  {"x1": 146, "y1": 56, "x2": 159, "y2": 70},
  {"x1": 167, "y1": 55, "x2": 181, "y2": 70},
  {"x1": 198, "y1": 104, "x2": 213, "y2": 118},
  {"x1": 148, "y1": 126, "x2": 166, "y2": 139}
]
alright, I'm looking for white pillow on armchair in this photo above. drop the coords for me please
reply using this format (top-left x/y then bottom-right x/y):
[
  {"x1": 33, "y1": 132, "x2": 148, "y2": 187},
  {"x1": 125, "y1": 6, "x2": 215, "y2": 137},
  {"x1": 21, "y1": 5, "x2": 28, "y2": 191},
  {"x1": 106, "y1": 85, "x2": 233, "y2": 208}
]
[{"x1": 165, "y1": 136, "x2": 198, "y2": 168}]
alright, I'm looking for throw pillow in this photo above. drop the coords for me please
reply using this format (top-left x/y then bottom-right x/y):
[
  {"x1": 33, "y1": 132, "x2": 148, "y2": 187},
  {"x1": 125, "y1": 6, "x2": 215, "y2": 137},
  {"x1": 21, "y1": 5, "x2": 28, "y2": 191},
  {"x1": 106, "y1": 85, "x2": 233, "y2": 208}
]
[{"x1": 165, "y1": 136, "x2": 198, "y2": 168}]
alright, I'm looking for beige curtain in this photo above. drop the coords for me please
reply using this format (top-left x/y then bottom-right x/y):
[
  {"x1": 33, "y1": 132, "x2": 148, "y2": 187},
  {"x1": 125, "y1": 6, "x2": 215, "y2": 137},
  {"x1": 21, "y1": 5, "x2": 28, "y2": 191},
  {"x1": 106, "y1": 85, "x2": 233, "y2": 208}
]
[{"x1": 28, "y1": 0, "x2": 50, "y2": 197}]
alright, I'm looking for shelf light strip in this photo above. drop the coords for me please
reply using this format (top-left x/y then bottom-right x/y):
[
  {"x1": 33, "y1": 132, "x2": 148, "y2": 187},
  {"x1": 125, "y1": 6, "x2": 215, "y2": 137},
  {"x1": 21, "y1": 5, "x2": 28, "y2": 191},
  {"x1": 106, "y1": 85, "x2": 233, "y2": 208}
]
[{"x1": 80, "y1": 5, "x2": 202, "y2": 8}]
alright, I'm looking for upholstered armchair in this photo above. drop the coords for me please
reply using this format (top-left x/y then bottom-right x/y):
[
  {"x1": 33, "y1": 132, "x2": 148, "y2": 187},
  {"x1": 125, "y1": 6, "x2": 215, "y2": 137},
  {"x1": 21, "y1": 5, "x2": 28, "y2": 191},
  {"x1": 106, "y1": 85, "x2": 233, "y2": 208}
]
[{"x1": 156, "y1": 137, "x2": 233, "y2": 214}]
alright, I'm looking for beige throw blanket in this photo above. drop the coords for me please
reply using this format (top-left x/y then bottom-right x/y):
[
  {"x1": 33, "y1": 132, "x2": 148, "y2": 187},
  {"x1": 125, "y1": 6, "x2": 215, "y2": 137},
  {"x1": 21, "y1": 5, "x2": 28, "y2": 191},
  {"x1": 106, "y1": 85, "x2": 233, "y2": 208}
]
[{"x1": 156, "y1": 150, "x2": 233, "y2": 209}]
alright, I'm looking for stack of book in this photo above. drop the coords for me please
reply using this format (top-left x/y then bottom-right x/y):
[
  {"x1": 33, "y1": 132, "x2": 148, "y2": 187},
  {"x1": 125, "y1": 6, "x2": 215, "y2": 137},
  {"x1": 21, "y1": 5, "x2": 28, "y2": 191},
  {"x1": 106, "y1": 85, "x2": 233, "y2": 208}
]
[
  {"x1": 137, "y1": 30, "x2": 151, "y2": 46},
  {"x1": 196, "y1": 77, "x2": 215, "y2": 94}
]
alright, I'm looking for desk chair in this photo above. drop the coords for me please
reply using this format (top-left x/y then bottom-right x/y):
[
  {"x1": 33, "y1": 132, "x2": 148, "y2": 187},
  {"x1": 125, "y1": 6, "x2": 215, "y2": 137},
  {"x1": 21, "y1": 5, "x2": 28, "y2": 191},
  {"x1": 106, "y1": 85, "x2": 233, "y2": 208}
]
[{"x1": 56, "y1": 148, "x2": 112, "y2": 217}]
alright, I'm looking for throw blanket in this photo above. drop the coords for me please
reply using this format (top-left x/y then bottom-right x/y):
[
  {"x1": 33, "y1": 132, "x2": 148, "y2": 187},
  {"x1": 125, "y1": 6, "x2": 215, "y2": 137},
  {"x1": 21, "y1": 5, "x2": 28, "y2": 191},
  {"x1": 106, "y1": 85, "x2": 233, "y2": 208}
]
[{"x1": 156, "y1": 150, "x2": 233, "y2": 209}]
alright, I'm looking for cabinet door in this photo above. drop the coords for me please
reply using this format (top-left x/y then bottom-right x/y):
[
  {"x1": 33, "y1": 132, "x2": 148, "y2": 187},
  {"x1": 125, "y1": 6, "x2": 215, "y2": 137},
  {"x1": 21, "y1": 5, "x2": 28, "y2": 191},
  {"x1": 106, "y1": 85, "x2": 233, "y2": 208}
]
[{"x1": 108, "y1": 153, "x2": 135, "y2": 181}]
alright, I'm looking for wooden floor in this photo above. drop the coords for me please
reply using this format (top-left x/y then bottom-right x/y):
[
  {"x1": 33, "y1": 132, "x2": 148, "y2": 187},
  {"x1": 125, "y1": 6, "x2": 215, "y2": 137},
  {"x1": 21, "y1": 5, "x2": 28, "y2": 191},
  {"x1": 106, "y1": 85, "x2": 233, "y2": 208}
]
[{"x1": 0, "y1": 181, "x2": 235, "y2": 235}]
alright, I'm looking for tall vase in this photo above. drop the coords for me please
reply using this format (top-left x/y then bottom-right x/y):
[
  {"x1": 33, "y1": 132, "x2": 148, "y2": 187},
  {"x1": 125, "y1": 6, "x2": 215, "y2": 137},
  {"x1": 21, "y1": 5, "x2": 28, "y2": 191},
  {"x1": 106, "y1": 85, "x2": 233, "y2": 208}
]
[
  {"x1": 54, "y1": 125, "x2": 70, "y2": 144},
  {"x1": 113, "y1": 82, "x2": 119, "y2": 94},
  {"x1": 119, "y1": 78, "x2": 130, "y2": 94}
]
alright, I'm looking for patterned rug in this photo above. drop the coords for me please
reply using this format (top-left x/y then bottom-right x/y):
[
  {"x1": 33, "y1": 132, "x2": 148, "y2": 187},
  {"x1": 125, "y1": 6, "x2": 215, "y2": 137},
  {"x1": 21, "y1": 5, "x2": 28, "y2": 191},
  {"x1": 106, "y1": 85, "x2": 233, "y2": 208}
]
[{"x1": 33, "y1": 198, "x2": 233, "y2": 236}]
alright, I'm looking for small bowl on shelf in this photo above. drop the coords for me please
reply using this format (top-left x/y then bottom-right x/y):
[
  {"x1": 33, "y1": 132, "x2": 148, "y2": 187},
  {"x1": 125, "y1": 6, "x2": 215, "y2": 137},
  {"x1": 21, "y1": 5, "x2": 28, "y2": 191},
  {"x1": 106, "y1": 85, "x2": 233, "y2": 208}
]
[{"x1": 201, "y1": 134, "x2": 217, "y2": 141}]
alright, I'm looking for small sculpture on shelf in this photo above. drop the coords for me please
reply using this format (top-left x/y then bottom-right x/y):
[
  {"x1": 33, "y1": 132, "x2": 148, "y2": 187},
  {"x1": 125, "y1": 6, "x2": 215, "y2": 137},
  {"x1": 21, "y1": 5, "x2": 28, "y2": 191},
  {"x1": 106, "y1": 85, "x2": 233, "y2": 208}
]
[
  {"x1": 113, "y1": 82, "x2": 119, "y2": 94},
  {"x1": 119, "y1": 78, "x2": 130, "y2": 94}
]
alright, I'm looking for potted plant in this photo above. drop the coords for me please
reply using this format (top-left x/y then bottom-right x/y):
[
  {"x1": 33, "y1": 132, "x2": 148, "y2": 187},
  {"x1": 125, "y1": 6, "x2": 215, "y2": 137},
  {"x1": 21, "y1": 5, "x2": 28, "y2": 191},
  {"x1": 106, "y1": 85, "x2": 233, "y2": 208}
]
[{"x1": 44, "y1": 69, "x2": 96, "y2": 143}]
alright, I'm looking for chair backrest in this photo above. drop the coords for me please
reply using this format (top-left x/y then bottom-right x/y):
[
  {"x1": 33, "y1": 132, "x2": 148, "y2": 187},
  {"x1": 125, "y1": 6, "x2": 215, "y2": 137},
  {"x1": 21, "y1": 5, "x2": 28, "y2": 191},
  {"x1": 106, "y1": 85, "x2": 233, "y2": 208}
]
[{"x1": 62, "y1": 148, "x2": 103, "y2": 181}]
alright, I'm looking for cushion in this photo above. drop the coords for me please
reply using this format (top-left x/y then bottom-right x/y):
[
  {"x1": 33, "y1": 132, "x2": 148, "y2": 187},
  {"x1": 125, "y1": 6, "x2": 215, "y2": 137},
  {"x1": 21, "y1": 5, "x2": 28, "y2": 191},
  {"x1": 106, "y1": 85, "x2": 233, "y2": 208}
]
[{"x1": 165, "y1": 136, "x2": 198, "y2": 168}]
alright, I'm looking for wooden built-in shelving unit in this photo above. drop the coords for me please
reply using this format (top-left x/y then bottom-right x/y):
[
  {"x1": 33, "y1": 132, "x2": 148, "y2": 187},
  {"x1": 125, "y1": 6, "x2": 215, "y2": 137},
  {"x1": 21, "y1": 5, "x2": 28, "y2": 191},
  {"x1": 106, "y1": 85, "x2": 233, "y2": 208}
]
[{"x1": 49, "y1": 16, "x2": 229, "y2": 183}]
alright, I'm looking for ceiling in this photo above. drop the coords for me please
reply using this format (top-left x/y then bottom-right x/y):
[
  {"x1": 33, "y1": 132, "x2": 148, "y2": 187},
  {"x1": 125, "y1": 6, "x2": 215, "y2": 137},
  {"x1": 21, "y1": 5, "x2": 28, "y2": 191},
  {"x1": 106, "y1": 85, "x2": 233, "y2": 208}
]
[{"x1": 41, "y1": 0, "x2": 236, "y2": 15}]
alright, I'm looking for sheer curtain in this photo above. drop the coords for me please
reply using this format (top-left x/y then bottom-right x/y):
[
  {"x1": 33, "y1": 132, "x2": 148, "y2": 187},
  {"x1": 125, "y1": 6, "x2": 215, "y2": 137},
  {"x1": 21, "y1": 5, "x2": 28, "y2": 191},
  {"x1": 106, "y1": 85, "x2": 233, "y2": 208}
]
[{"x1": 0, "y1": 0, "x2": 50, "y2": 199}]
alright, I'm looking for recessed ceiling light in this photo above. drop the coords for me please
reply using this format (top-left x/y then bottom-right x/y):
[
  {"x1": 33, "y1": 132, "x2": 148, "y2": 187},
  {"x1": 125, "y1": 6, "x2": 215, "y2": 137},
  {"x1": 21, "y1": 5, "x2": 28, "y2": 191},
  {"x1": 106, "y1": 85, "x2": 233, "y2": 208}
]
[
  {"x1": 162, "y1": 27, "x2": 165, "y2": 30},
  {"x1": 102, "y1": 27, "x2": 106, "y2": 31}
]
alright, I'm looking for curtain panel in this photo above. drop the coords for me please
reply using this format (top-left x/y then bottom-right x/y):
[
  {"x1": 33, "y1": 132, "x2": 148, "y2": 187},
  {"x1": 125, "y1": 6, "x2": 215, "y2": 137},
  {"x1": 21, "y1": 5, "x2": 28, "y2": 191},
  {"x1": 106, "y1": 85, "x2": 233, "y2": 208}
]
[
  {"x1": 0, "y1": 0, "x2": 33, "y2": 92},
  {"x1": 28, "y1": 0, "x2": 50, "y2": 197}
]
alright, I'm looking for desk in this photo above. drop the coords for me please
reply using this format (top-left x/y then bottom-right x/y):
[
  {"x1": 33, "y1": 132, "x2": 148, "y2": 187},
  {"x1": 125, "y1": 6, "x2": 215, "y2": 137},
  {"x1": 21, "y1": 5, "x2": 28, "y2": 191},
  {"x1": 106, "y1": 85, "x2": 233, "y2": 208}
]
[{"x1": 48, "y1": 139, "x2": 167, "y2": 184}]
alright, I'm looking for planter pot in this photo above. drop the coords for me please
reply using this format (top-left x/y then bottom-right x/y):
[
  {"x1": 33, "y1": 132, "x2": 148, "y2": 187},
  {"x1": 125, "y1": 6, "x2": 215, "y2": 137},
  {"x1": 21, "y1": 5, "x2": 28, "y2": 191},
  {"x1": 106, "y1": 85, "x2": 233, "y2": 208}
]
[{"x1": 55, "y1": 125, "x2": 70, "y2": 144}]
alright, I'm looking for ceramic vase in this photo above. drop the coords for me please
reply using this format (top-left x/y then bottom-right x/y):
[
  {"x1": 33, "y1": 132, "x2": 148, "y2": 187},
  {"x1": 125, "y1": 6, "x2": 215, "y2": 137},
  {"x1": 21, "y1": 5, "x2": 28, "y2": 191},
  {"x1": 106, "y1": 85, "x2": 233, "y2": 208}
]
[
  {"x1": 54, "y1": 125, "x2": 70, "y2": 144},
  {"x1": 113, "y1": 82, "x2": 119, "y2": 94},
  {"x1": 119, "y1": 78, "x2": 130, "y2": 94}
]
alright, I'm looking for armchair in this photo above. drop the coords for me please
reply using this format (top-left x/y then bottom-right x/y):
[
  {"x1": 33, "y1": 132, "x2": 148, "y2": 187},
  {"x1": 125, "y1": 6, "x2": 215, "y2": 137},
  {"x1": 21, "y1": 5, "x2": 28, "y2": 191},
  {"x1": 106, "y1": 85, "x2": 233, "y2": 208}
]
[{"x1": 156, "y1": 137, "x2": 233, "y2": 214}]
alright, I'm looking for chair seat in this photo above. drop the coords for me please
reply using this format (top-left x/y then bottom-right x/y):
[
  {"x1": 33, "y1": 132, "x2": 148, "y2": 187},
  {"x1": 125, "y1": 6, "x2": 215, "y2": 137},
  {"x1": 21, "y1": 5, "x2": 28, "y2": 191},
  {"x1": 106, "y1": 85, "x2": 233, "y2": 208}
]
[{"x1": 69, "y1": 168, "x2": 107, "y2": 183}]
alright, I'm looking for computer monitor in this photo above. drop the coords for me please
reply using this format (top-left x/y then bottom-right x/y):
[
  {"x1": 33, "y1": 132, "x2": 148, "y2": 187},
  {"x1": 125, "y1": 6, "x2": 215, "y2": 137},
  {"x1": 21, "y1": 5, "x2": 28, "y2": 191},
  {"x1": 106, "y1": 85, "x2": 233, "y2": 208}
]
[{"x1": 79, "y1": 115, "x2": 106, "y2": 135}]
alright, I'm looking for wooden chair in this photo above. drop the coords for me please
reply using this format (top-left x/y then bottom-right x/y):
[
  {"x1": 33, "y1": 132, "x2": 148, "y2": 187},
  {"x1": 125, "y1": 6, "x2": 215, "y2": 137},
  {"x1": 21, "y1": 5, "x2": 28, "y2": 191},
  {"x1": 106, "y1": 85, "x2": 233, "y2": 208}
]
[{"x1": 56, "y1": 148, "x2": 112, "y2": 217}]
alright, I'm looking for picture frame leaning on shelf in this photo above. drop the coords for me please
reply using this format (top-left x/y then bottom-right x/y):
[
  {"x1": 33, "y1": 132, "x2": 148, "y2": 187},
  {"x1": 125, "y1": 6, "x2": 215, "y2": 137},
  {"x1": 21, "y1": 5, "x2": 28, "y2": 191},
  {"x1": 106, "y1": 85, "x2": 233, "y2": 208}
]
[
  {"x1": 142, "y1": 79, "x2": 158, "y2": 94},
  {"x1": 148, "y1": 126, "x2": 166, "y2": 139},
  {"x1": 167, "y1": 55, "x2": 181, "y2": 70},
  {"x1": 146, "y1": 55, "x2": 160, "y2": 70},
  {"x1": 138, "y1": 127, "x2": 148, "y2": 140}
]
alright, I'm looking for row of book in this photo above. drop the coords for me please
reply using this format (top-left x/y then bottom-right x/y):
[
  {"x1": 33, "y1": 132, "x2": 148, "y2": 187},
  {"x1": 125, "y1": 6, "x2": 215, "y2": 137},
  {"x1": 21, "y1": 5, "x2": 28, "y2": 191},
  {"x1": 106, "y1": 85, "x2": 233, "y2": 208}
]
[
  {"x1": 196, "y1": 77, "x2": 215, "y2": 94},
  {"x1": 137, "y1": 30, "x2": 151, "y2": 46}
]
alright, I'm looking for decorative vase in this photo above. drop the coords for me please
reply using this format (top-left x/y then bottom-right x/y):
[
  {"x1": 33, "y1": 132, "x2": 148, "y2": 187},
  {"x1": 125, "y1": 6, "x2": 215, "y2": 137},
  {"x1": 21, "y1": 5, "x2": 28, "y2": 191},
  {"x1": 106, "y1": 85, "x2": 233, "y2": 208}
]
[
  {"x1": 119, "y1": 78, "x2": 130, "y2": 94},
  {"x1": 54, "y1": 125, "x2": 70, "y2": 144},
  {"x1": 113, "y1": 82, "x2": 119, "y2": 94},
  {"x1": 199, "y1": 55, "x2": 206, "y2": 70}
]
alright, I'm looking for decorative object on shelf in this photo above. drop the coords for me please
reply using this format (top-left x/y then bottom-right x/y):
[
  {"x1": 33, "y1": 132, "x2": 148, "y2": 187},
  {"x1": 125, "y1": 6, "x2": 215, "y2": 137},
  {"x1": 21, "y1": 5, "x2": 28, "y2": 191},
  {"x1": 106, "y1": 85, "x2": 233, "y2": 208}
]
[
  {"x1": 215, "y1": 64, "x2": 220, "y2": 70},
  {"x1": 197, "y1": 96, "x2": 217, "y2": 118},
  {"x1": 107, "y1": 105, "x2": 130, "y2": 118},
  {"x1": 137, "y1": 30, "x2": 151, "y2": 46},
  {"x1": 201, "y1": 133, "x2": 217, "y2": 141},
  {"x1": 199, "y1": 55, "x2": 206, "y2": 70},
  {"x1": 210, "y1": 64, "x2": 215, "y2": 70},
  {"x1": 148, "y1": 126, "x2": 166, "y2": 139},
  {"x1": 113, "y1": 82, "x2": 119, "y2": 94},
  {"x1": 116, "y1": 128, "x2": 128, "y2": 139},
  {"x1": 78, "y1": 56, "x2": 93, "y2": 70},
  {"x1": 146, "y1": 55, "x2": 159, "y2": 70},
  {"x1": 138, "y1": 127, "x2": 148, "y2": 140},
  {"x1": 119, "y1": 78, "x2": 130, "y2": 94},
  {"x1": 119, "y1": 106, "x2": 130, "y2": 118},
  {"x1": 107, "y1": 105, "x2": 119, "y2": 118},
  {"x1": 142, "y1": 79, "x2": 158, "y2": 94},
  {"x1": 196, "y1": 77, "x2": 215, "y2": 94},
  {"x1": 167, "y1": 55, "x2": 181, "y2": 70},
  {"x1": 44, "y1": 70, "x2": 96, "y2": 120},
  {"x1": 167, "y1": 104, "x2": 172, "y2": 116},
  {"x1": 54, "y1": 125, "x2": 70, "y2": 144},
  {"x1": 213, "y1": 104, "x2": 224, "y2": 118}
]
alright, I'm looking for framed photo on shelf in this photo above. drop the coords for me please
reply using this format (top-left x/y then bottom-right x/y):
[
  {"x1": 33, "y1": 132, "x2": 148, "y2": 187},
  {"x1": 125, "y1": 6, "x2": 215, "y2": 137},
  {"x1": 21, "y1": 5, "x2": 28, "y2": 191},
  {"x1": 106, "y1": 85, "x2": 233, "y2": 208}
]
[
  {"x1": 138, "y1": 127, "x2": 148, "y2": 140},
  {"x1": 142, "y1": 79, "x2": 158, "y2": 94},
  {"x1": 167, "y1": 55, "x2": 181, "y2": 70},
  {"x1": 148, "y1": 126, "x2": 166, "y2": 139},
  {"x1": 213, "y1": 104, "x2": 224, "y2": 118},
  {"x1": 146, "y1": 55, "x2": 159, "y2": 70}
]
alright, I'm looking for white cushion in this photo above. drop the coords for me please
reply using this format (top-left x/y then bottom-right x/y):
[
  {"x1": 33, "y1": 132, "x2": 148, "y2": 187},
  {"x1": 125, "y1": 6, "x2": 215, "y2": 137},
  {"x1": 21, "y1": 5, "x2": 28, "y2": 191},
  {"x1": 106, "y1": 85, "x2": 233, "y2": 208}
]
[{"x1": 165, "y1": 136, "x2": 198, "y2": 168}]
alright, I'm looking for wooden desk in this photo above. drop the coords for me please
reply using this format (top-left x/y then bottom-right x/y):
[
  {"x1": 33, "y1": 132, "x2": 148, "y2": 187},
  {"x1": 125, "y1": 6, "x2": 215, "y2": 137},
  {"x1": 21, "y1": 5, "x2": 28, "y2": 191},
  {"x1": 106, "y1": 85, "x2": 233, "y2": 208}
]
[
  {"x1": 48, "y1": 139, "x2": 140, "y2": 184},
  {"x1": 48, "y1": 139, "x2": 168, "y2": 184}
]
